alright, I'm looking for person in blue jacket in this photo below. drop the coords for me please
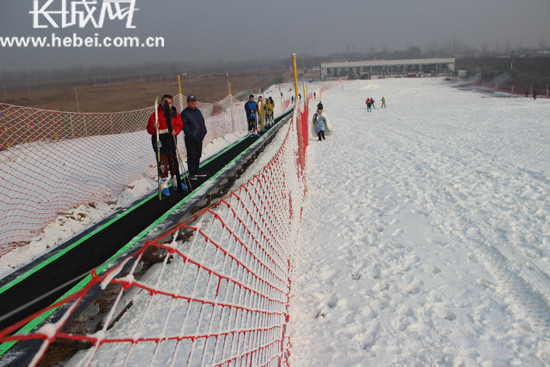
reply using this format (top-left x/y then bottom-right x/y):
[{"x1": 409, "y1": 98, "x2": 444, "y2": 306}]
[
  {"x1": 244, "y1": 94, "x2": 259, "y2": 137},
  {"x1": 181, "y1": 94, "x2": 208, "y2": 180}
]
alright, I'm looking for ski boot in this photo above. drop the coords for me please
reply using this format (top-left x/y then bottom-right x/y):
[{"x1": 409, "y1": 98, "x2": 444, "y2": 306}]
[
  {"x1": 160, "y1": 177, "x2": 171, "y2": 197},
  {"x1": 172, "y1": 176, "x2": 188, "y2": 191}
]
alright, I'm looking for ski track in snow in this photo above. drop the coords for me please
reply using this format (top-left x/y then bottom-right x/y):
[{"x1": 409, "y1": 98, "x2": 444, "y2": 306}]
[{"x1": 290, "y1": 79, "x2": 550, "y2": 366}]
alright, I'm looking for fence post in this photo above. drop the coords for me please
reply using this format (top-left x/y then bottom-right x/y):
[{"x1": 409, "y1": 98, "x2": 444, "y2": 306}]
[
  {"x1": 75, "y1": 87, "x2": 80, "y2": 113},
  {"x1": 229, "y1": 82, "x2": 235, "y2": 132},
  {"x1": 70, "y1": 114, "x2": 76, "y2": 139}
]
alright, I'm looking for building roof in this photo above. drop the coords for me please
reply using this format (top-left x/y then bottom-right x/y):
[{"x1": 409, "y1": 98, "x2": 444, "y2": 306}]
[{"x1": 321, "y1": 58, "x2": 455, "y2": 68}]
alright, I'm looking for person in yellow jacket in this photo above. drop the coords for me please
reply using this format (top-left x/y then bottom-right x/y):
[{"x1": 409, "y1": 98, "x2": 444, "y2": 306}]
[
  {"x1": 257, "y1": 96, "x2": 266, "y2": 132},
  {"x1": 265, "y1": 97, "x2": 275, "y2": 126},
  {"x1": 381, "y1": 96, "x2": 387, "y2": 108}
]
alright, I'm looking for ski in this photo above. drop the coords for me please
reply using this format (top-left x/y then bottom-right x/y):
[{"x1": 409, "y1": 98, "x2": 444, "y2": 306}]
[
  {"x1": 154, "y1": 96, "x2": 162, "y2": 200},
  {"x1": 164, "y1": 99, "x2": 184, "y2": 193}
]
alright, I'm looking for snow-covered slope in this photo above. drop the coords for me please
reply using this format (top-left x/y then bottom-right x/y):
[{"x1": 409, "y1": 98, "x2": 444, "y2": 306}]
[{"x1": 290, "y1": 79, "x2": 550, "y2": 366}]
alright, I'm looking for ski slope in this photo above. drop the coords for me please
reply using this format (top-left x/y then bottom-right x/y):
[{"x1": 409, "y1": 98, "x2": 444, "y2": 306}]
[{"x1": 289, "y1": 79, "x2": 550, "y2": 366}]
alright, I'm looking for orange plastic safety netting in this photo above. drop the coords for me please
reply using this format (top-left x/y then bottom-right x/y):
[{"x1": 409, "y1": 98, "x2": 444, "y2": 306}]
[
  {"x1": 0, "y1": 93, "x2": 291, "y2": 257},
  {"x1": 0, "y1": 101, "x2": 309, "y2": 367}
]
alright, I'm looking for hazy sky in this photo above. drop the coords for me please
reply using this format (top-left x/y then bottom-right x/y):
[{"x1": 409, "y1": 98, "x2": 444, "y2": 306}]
[{"x1": 1, "y1": 0, "x2": 549, "y2": 71}]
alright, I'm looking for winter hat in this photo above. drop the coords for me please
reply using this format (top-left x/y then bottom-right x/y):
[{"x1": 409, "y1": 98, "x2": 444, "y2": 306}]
[
  {"x1": 258, "y1": 96, "x2": 263, "y2": 99},
  {"x1": 187, "y1": 95, "x2": 197, "y2": 102}
]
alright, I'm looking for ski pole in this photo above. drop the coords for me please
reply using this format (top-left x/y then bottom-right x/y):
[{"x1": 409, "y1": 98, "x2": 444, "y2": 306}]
[
  {"x1": 154, "y1": 97, "x2": 162, "y2": 201},
  {"x1": 174, "y1": 143, "x2": 193, "y2": 192}
]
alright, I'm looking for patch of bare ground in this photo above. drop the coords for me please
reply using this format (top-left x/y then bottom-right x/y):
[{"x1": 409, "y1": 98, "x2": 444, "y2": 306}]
[{"x1": 2, "y1": 70, "x2": 284, "y2": 112}]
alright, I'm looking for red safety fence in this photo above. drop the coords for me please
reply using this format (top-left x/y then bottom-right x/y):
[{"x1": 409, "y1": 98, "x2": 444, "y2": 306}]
[
  {"x1": 453, "y1": 79, "x2": 549, "y2": 98},
  {"x1": 0, "y1": 94, "x2": 291, "y2": 257},
  {"x1": 0, "y1": 100, "x2": 310, "y2": 367}
]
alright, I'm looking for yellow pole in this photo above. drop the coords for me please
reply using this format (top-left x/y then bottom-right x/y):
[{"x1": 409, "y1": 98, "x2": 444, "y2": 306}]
[
  {"x1": 228, "y1": 82, "x2": 232, "y2": 96},
  {"x1": 178, "y1": 75, "x2": 183, "y2": 108},
  {"x1": 292, "y1": 54, "x2": 299, "y2": 99}
]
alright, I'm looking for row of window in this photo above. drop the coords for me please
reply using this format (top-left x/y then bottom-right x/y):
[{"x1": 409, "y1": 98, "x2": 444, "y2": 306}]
[{"x1": 325, "y1": 65, "x2": 448, "y2": 74}]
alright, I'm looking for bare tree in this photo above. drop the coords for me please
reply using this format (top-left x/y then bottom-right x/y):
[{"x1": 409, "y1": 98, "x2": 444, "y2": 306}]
[
  {"x1": 481, "y1": 42, "x2": 489, "y2": 56},
  {"x1": 424, "y1": 41, "x2": 439, "y2": 58}
]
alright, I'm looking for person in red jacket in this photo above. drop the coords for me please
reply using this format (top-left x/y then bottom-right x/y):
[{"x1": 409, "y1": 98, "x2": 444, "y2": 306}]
[
  {"x1": 146, "y1": 94, "x2": 184, "y2": 196},
  {"x1": 365, "y1": 98, "x2": 372, "y2": 112}
]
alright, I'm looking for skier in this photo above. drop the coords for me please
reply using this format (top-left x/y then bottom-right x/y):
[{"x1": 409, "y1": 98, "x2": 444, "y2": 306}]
[
  {"x1": 317, "y1": 101, "x2": 324, "y2": 110},
  {"x1": 365, "y1": 98, "x2": 372, "y2": 112},
  {"x1": 181, "y1": 95, "x2": 208, "y2": 181},
  {"x1": 381, "y1": 96, "x2": 386, "y2": 108},
  {"x1": 257, "y1": 96, "x2": 266, "y2": 132},
  {"x1": 146, "y1": 94, "x2": 185, "y2": 196},
  {"x1": 265, "y1": 97, "x2": 275, "y2": 126},
  {"x1": 244, "y1": 94, "x2": 259, "y2": 137},
  {"x1": 312, "y1": 108, "x2": 327, "y2": 141},
  {"x1": 313, "y1": 91, "x2": 316, "y2": 99},
  {"x1": 533, "y1": 89, "x2": 537, "y2": 100},
  {"x1": 525, "y1": 89, "x2": 529, "y2": 98}
]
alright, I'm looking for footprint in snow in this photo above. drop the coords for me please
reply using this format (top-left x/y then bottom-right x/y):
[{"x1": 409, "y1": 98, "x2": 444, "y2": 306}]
[
  {"x1": 325, "y1": 295, "x2": 339, "y2": 308},
  {"x1": 477, "y1": 278, "x2": 497, "y2": 291},
  {"x1": 391, "y1": 228, "x2": 404, "y2": 237}
]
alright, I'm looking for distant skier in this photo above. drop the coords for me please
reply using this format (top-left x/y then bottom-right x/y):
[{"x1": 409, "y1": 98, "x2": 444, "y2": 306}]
[
  {"x1": 313, "y1": 91, "x2": 317, "y2": 99},
  {"x1": 265, "y1": 97, "x2": 275, "y2": 126},
  {"x1": 257, "y1": 96, "x2": 266, "y2": 132},
  {"x1": 317, "y1": 101, "x2": 324, "y2": 110},
  {"x1": 312, "y1": 108, "x2": 327, "y2": 141},
  {"x1": 533, "y1": 89, "x2": 537, "y2": 100},
  {"x1": 365, "y1": 98, "x2": 372, "y2": 112},
  {"x1": 525, "y1": 89, "x2": 529, "y2": 98},
  {"x1": 381, "y1": 97, "x2": 386, "y2": 108},
  {"x1": 146, "y1": 94, "x2": 184, "y2": 196},
  {"x1": 244, "y1": 94, "x2": 259, "y2": 137}
]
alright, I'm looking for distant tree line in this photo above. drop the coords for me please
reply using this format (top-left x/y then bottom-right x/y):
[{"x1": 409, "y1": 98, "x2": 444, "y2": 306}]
[{"x1": 0, "y1": 58, "x2": 290, "y2": 95}]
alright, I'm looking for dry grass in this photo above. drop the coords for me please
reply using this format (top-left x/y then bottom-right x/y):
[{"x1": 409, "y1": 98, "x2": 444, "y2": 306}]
[{"x1": 2, "y1": 70, "x2": 284, "y2": 113}]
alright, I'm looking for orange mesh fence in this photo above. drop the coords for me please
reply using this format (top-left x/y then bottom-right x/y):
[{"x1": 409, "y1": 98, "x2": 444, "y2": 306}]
[
  {"x1": 0, "y1": 101, "x2": 309, "y2": 367},
  {"x1": 0, "y1": 93, "x2": 293, "y2": 256},
  {"x1": 453, "y1": 79, "x2": 549, "y2": 98}
]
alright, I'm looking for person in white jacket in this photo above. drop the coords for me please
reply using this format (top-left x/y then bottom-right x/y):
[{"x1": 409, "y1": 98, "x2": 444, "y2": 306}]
[{"x1": 312, "y1": 108, "x2": 327, "y2": 141}]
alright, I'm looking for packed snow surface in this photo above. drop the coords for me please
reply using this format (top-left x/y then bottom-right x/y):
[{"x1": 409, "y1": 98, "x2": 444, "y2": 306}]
[{"x1": 289, "y1": 79, "x2": 550, "y2": 366}]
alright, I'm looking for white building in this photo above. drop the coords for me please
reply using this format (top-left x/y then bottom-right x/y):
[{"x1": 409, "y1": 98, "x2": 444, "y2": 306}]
[{"x1": 320, "y1": 58, "x2": 455, "y2": 79}]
